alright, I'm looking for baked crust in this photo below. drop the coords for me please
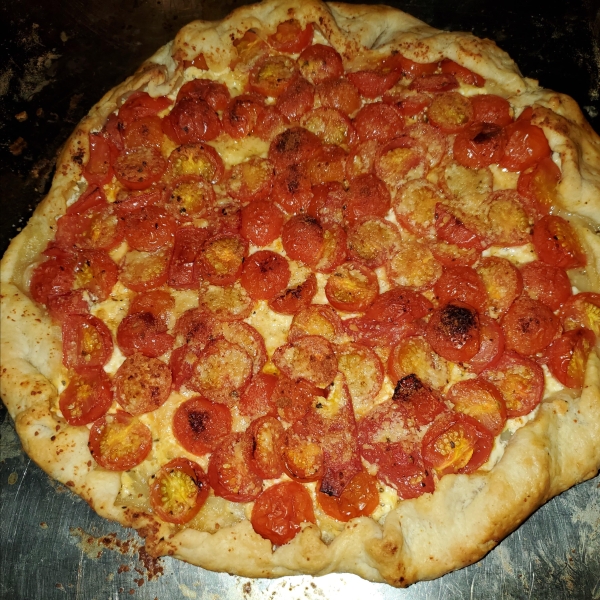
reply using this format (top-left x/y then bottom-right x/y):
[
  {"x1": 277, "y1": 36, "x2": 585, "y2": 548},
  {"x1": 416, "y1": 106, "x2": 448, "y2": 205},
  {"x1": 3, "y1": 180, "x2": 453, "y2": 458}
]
[{"x1": 1, "y1": 0, "x2": 599, "y2": 587}]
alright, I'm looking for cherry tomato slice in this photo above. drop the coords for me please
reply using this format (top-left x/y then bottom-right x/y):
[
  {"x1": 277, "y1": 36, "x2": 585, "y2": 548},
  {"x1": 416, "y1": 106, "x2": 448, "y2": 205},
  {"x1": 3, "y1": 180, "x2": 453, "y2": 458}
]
[
  {"x1": 246, "y1": 416, "x2": 286, "y2": 479},
  {"x1": 347, "y1": 216, "x2": 401, "y2": 268},
  {"x1": 336, "y1": 343, "x2": 384, "y2": 408},
  {"x1": 387, "y1": 54, "x2": 437, "y2": 79},
  {"x1": 268, "y1": 126, "x2": 322, "y2": 169},
  {"x1": 168, "y1": 227, "x2": 208, "y2": 290},
  {"x1": 440, "y1": 59, "x2": 485, "y2": 87},
  {"x1": 476, "y1": 256, "x2": 523, "y2": 318},
  {"x1": 325, "y1": 261, "x2": 379, "y2": 312},
  {"x1": 121, "y1": 115, "x2": 165, "y2": 150},
  {"x1": 163, "y1": 98, "x2": 222, "y2": 144},
  {"x1": 120, "y1": 248, "x2": 172, "y2": 293},
  {"x1": 301, "y1": 107, "x2": 356, "y2": 146},
  {"x1": 114, "y1": 147, "x2": 167, "y2": 190},
  {"x1": 164, "y1": 176, "x2": 215, "y2": 221},
  {"x1": 240, "y1": 250, "x2": 290, "y2": 301},
  {"x1": 250, "y1": 55, "x2": 297, "y2": 98},
  {"x1": 222, "y1": 93, "x2": 265, "y2": 140},
  {"x1": 114, "y1": 353, "x2": 172, "y2": 415},
  {"x1": 353, "y1": 102, "x2": 404, "y2": 144},
  {"x1": 317, "y1": 471, "x2": 379, "y2": 522},
  {"x1": 268, "y1": 19, "x2": 314, "y2": 53},
  {"x1": 466, "y1": 315, "x2": 505, "y2": 375},
  {"x1": 118, "y1": 91, "x2": 172, "y2": 126},
  {"x1": 198, "y1": 234, "x2": 247, "y2": 286},
  {"x1": 501, "y1": 297, "x2": 561, "y2": 356},
  {"x1": 546, "y1": 328, "x2": 595, "y2": 389},
  {"x1": 289, "y1": 304, "x2": 345, "y2": 344},
  {"x1": 347, "y1": 68, "x2": 401, "y2": 99},
  {"x1": 172, "y1": 396, "x2": 232, "y2": 455},
  {"x1": 298, "y1": 44, "x2": 344, "y2": 86},
  {"x1": 47, "y1": 290, "x2": 89, "y2": 322},
  {"x1": 271, "y1": 163, "x2": 314, "y2": 214},
  {"x1": 116, "y1": 312, "x2": 174, "y2": 358},
  {"x1": 409, "y1": 73, "x2": 459, "y2": 93},
  {"x1": 272, "y1": 376, "x2": 321, "y2": 423},
  {"x1": 240, "y1": 199, "x2": 284, "y2": 246},
  {"x1": 276, "y1": 75, "x2": 315, "y2": 123},
  {"x1": 71, "y1": 249, "x2": 118, "y2": 303},
  {"x1": 251, "y1": 481, "x2": 315, "y2": 546},
  {"x1": 345, "y1": 173, "x2": 391, "y2": 225},
  {"x1": 453, "y1": 123, "x2": 507, "y2": 169},
  {"x1": 89, "y1": 411, "x2": 152, "y2": 471},
  {"x1": 470, "y1": 94, "x2": 512, "y2": 126},
  {"x1": 282, "y1": 215, "x2": 324, "y2": 267},
  {"x1": 560, "y1": 292, "x2": 600, "y2": 337},
  {"x1": 532, "y1": 215, "x2": 586, "y2": 270},
  {"x1": 422, "y1": 412, "x2": 493, "y2": 476},
  {"x1": 176, "y1": 79, "x2": 231, "y2": 112},
  {"x1": 166, "y1": 143, "x2": 224, "y2": 184},
  {"x1": 269, "y1": 273, "x2": 318, "y2": 316},
  {"x1": 208, "y1": 432, "x2": 263, "y2": 502},
  {"x1": 427, "y1": 92, "x2": 473, "y2": 133},
  {"x1": 84, "y1": 132, "x2": 114, "y2": 187},
  {"x1": 316, "y1": 77, "x2": 361, "y2": 116},
  {"x1": 517, "y1": 156, "x2": 561, "y2": 218},
  {"x1": 150, "y1": 458, "x2": 209, "y2": 524},
  {"x1": 30, "y1": 251, "x2": 76, "y2": 306},
  {"x1": 62, "y1": 315, "x2": 113, "y2": 371},
  {"x1": 59, "y1": 368, "x2": 113, "y2": 426},
  {"x1": 386, "y1": 240, "x2": 442, "y2": 290},
  {"x1": 227, "y1": 157, "x2": 274, "y2": 203},
  {"x1": 434, "y1": 266, "x2": 488, "y2": 313},
  {"x1": 499, "y1": 120, "x2": 551, "y2": 171},
  {"x1": 521, "y1": 261, "x2": 572, "y2": 311},
  {"x1": 391, "y1": 373, "x2": 446, "y2": 425},
  {"x1": 446, "y1": 378, "x2": 507, "y2": 436},
  {"x1": 122, "y1": 206, "x2": 177, "y2": 252},
  {"x1": 434, "y1": 203, "x2": 484, "y2": 250},
  {"x1": 426, "y1": 302, "x2": 480, "y2": 363},
  {"x1": 482, "y1": 351, "x2": 544, "y2": 418},
  {"x1": 239, "y1": 372, "x2": 279, "y2": 419}
]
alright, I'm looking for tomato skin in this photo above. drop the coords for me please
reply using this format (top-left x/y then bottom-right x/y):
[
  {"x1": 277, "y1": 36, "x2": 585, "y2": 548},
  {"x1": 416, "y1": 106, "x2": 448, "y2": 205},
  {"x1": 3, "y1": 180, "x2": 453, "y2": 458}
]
[
  {"x1": 251, "y1": 481, "x2": 315, "y2": 546},
  {"x1": 269, "y1": 273, "x2": 318, "y2": 315},
  {"x1": 316, "y1": 77, "x2": 361, "y2": 116},
  {"x1": 276, "y1": 75, "x2": 316, "y2": 123},
  {"x1": 353, "y1": 102, "x2": 404, "y2": 144},
  {"x1": 268, "y1": 126, "x2": 322, "y2": 169},
  {"x1": 316, "y1": 471, "x2": 379, "y2": 522},
  {"x1": 470, "y1": 94, "x2": 512, "y2": 126},
  {"x1": 119, "y1": 248, "x2": 172, "y2": 293},
  {"x1": 241, "y1": 200, "x2": 284, "y2": 246},
  {"x1": 47, "y1": 290, "x2": 89, "y2": 322},
  {"x1": 208, "y1": 433, "x2": 263, "y2": 502},
  {"x1": 434, "y1": 203, "x2": 484, "y2": 251},
  {"x1": 499, "y1": 120, "x2": 551, "y2": 171},
  {"x1": 62, "y1": 315, "x2": 114, "y2": 371},
  {"x1": 532, "y1": 215, "x2": 586, "y2": 270},
  {"x1": 560, "y1": 292, "x2": 600, "y2": 337},
  {"x1": 453, "y1": 123, "x2": 507, "y2": 169},
  {"x1": 298, "y1": 44, "x2": 344, "y2": 86},
  {"x1": 173, "y1": 396, "x2": 232, "y2": 455},
  {"x1": 122, "y1": 205, "x2": 177, "y2": 252},
  {"x1": 198, "y1": 234, "x2": 247, "y2": 286},
  {"x1": 390, "y1": 54, "x2": 437, "y2": 79},
  {"x1": 118, "y1": 91, "x2": 172, "y2": 126},
  {"x1": 409, "y1": 73, "x2": 458, "y2": 93},
  {"x1": 59, "y1": 368, "x2": 113, "y2": 426},
  {"x1": 246, "y1": 416, "x2": 286, "y2": 479},
  {"x1": 466, "y1": 316, "x2": 505, "y2": 375},
  {"x1": 281, "y1": 215, "x2": 323, "y2": 267},
  {"x1": 391, "y1": 373, "x2": 446, "y2": 426},
  {"x1": 365, "y1": 287, "x2": 433, "y2": 323},
  {"x1": 176, "y1": 79, "x2": 231, "y2": 112},
  {"x1": 422, "y1": 412, "x2": 493, "y2": 476},
  {"x1": 222, "y1": 93, "x2": 265, "y2": 140},
  {"x1": 30, "y1": 251, "x2": 76, "y2": 306},
  {"x1": 501, "y1": 297, "x2": 561, "y2": 356},
  {"x1": 240, "y1": 250, "x2": 291, "y2": 301},
  {"x1": 88, "y1": 411, "x2": 153, "y2": 471},
  {"x1": 521, "y1": 261, "x2": 572, "y2": 311},
  {"x1": 476, "y1": 256, "x2": 523, "y2": 318},
  {"x1": 427, "y1": 92, "x2": 473, "y2": 134},
  {"x1": 239, "y1": 372, "x2": 278, "y2": 418},
  {"x1": 114, "y1": 147, "x2": 167, "y2": 190},
  {"x1": 347, "y1": 68, "x2": 401, "y2": 99},
  {"x1": 271, "y1": 163, "x2": 314, "y2": 214},
  {"x1": 325, "y1": 261, "x2": 379, "y2": 312},
  {"x1": 517, "y1": 156, "x2": 561, "y2": 218},
  {"x1": 546, "y1": 328, "x2": 596, "y2": 389},
  {"x1": 84, "y1": 133, "x2": 114, "y2": 187},
  {"x1": 345, "y1": 174, "x2": 391, "y2": 225},
  {"x1": 433, "y1": 266, "x2": 488, "y2": 313},
  {"x1": 150, "y1": 458, "x2": 209, "y2": 524},
  {"x1": 250, "y1": 55, "x2": 298, "y2": 98},
  {"x1": 116, "y1": 312, "x2": 174, "y2": 358},
  {"x1": 163, "y1": 98, "x2": 222, "y2": 144},
  {"x1": 268, "y1": 19, "x2": 314, "y2": 54},
  {"x1": 426, "y1": 301, "x2": 480, "y2": 363},
  {"x1": 168, "y1": 227, "x2": 209, "y2": 290},
  {"x1": 482, "y1": 351, "x2": 544, "y2": 418}
]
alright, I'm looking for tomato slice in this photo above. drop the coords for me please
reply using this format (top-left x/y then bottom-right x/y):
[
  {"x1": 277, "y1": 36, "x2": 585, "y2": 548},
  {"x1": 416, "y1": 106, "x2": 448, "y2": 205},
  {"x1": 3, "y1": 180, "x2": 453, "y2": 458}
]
[
  {"x1": 347, "y1": 67, "x2": 401, "y2": 99},
  {"x1": 345, "y1": 173, "x2": 391, "y2": 225},
  {"x1": 215, "y1": 321, "x2": 267, "y2": 377},
  {"x1": 391, "y1": 373, "x2": 446, "y2": 426},
  {"x1": 272, "y1": 163, "x2": 314, "y2": 214},
  {"x1": 317, "y1": 471, "x2": 379, "y2": 522},
  {"x1": 240, "y1": 199, "x2": 284, "y2": 246},
  {"x1": 208, "y1": 433, "x2": 263, "y2": 502},
  {"x1": 306, "y1": 144, "x2": 347, "y2": 185},
  {"x1": 517, "y1": 156, "x2": 561, "y2": 218},
  {"x1": 426, "y1": 302, "x2": 481, "y2": 363},
  {"x1": 521, "y1": 261, "x2": 572, "y2": 311},
  {"x1": 167, "y1": 227, "x2": 208, "y2": 290},
  {"x1": 375, "y1": 136, "x2": 426, "y2": 188},
  {"x1": 336, "y1": 342, "x2": 384, "y2": 408},
  {"x1": 231, "y1": 31, "x2": 270, "y2": 71},
  {"x1": 198, "y1": 234, "x2": 247, "y2": 286},
  {"x1": 347, "y1": 216, "x2": 401, "y2": 268},
  {"x1": 83, "y1": 132, "x2": 114, "y2": 187},
  {"x1": 150, "y1": 458, "x2": 209, "y2": 524},
  {"x1": 122, "y1": 205, "x2": 177, "y2": 252},
  {"x1": 316, "y1": 77, "x2": 361, "y2": 116},
  {"x1": 88, "y1": 411, "x2": 152, "y2": 471},
  {"x1": 59, "y1": 368, "x2": 113, "y2": 426},
  {"x1": 251, "y1": 481, "x2": 316, "y2": 546},
  {"x1": 114, "y1": 353, "x2": 172, "y2": 415},
  {"x1": 119, "y1": 248, "x2": 172, "y2": 293},
  {"x1": 281, "y1": 215, "x2": 324, "y2": 267},
  {"x1": 163, "y1": 98, "x2": 222, "y2": 144},
  {"x1": 434, "y1": 203, "x2": 484, "y2": 250},
  {"x1": 352, "y1": 102, "x2": 404, "y2": 143},
  {"x1": 440, "y1": 59, "x2": 485, "y2": 87},
  {"x1": 114, "y1": 147, "x2": 167, "y2": 190},
  {"x1": 47, "y1": 290, "x2": 89, "y2": 322},
  {"x1": 409, "y1": 73, "x2": 458, "y2": 93},
  {"x1": 430, "y1": 241, "x2": 481, "y2": 268},
  {"x1": 301, "y1": 107, "x2": 356, "y2": 146},
  {"x1": 532, "y1": 215, "x2": 586, "y2": 270},
  {"x1": 164, "y1": 176, "x2": 215, "y2": 221},
  {"x1": 116, "y1": 312, "x2": 174, "y2": 358},
  {"x1": 470, "y1": 94, "x2": 512, "y2": 126},
  {"x1": 453, "y1": 123, "x2": 507, "y2": 169},
  {"x1": 315, "y1": 225, "x2": 347, "y2": 274},
  {"x1": 239, "y1": 372, "x2": 279, "y2": 419},
  {"x1": 70, "y1": 249, "x2": 118, "y2": 303},
  {"x1": 169, "y1": 346, "x2": 199, "y2": 391},
  {"x1": 466, "y1": 315, "x2": 505, "y2": 375},
  {"x1": 276, "y1": 75, "x2": 316, "y2": 123},
  {"x1": 172, "y1": 396, "x2": 232, "y2": 455},
  {"x1": 118, "y1": 91, "x2": 172, "y2": 126},
  {"x1": 272, "y1": 376, "x2": 321, "y2": 423},
  {"x1": 501, "y1": 297, "x2": 561, "y2": 356},
  {"x1": 546, "y1": 328, "x2": 596, "y2": 389},
  {"x1": 325, "y1": 261, "x2": 379, "y2": 312},
  {"x1": 222, "y1": 93, "x2": 265, "y2": 139},
  {"x1": 365, "y1": 287, "x2": 433, "y2": 323},
  {"x1": 249, "y1": 55, "x2": 297, "y2": 98},
  {"x1": 240, "y1": 250, "x2": 290, "y2": 301},
  {"x1": 268, "y1": 126, "x2": 322, "y2": 168},
  {"x1": 484, "y1": 190, "x2": 532, "y2": 247},
  {"x1": 298, "y1": 44, "x2": 344, "y2": 85},
  {"x1": 427, "y1": 92, "x2": 473, "y2": 133},
  {"x1": 227, "y1": 157, "x2": 274, "y2": 203},
  {"x1": 121, "y1": 115, "x2": 165, "y2": 150},
  {"x1": 499, "y1": 120, "x2": 551, "y2": 171},
  {"x1": 446, "y1": 378, "x2": 507, "y2": 436},
  {"x1": 268, "y1": 19, "x2": 314, "y2": 53},
  {"x1": 422, "y1": 412, "x2": 493, "y2": 476},
  {"x1": 387, "y1": 54, "x2": 437, "y2": 79},
  {"x1": 476, "y1": 256, "x2": 523, "y2": 318},
  {"x1": 560, "y1": 292, "x2": 600, "y2": 337},
  {"x1": 289, "y1": 304, "x2": 346, "y2": 344},
  {"x1": 30, "y1": 250, "x2": 76, "y2": 306},
  {"x1": 386, "y1": 240, "x2": 442, "y2": 290},
  {"x1": 433, "y1": 266, "x2": 488, "y2": 313},
  {"x1": 268, "y1": 272, "x2": 318, "y2": 315},
  {"x1": 62, "y1": 315, "x2": 113, "y2": 371},
  {"x1": 166, "y1": 143, "x2": 224, "y2": 184},
  {"x1": 176, "y1": 79, "x2": 231, "y2": 112},
  {"x1": 246, "y1": 416, "x2": 285, "y2": 479}
]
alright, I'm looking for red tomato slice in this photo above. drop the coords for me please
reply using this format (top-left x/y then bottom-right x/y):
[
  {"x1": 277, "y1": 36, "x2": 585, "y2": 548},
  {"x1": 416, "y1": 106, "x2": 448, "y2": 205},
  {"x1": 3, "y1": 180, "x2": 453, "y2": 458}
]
[
  {"x1": 476, "y1": 256, "x2": 523, "y2": 318},
  {"x1": 434, "y1": 203, "x2": 484, "y2": 250},
  {"x1": 532, "y1": 215, "x2": 586, "y2": 270},
  {"x1": 408, "y1": 73, "x2": 459, "y2": 93},
  {"x1": 166, "y1": 143, "x2": 224, "y2": 184},
  {"x1": 239, "y1": 372, "x2": 279, "y2": 419},
  {"x1": 84, "y1": 133, "x2": 114, "y2": 186},
  {"x1": 388, "y1": 54, "x2": 437, "y2": 79},
  {"x1": 164, "y1": 176, "x2": 215, "y2": 221},
  {"x1": 446, "y1": 378, "x2": 507, "y2": 436},
  {"x1": 251, "y1": 481, "x2": 315, "y2": 546},
  {"x1": 183, "y1": 53, "x2": 209, "y2": 70},
  {"x1": 118, "y1": 91, "x2": 172, "y2": 126},
  {"x1": 269, "y1": 273, "x2": 318, "y2": 316},
  {"x1": 427, "y1": 92, "x2": 473, "y2": 133},
  {"x1": 173, "y1": 396, "x2": 232, "y2": 455},
  {"x1": 298, "y1": 44, "x2": 344, "y2": 85},
  {"x1": 150, "y1": 458, "x2": 209, "y2": 524},
  {"x1": 268, "y1": 126, "x2": 322, "y2": 168},
  {"x1": 208, "y1": 433, "x2": 263, "y2": 502},
  {"x1": 434, "y1": 266, "x2": 488, "y2": 313},
  {"x1": 301, "y1": 107, "x2": 356, "y2": 146},
  {"x1": 62, "y1": 315, "x2": 113, "y2": 371},
  {"x1": 176, "y1": 79, "x2": 231, "y2": 112},
  {"x1": 365, "y1": 287, "x2": 433, "y2": 323},
  {"x1": 88, "y1": 411, "x2": 152, "y2": 471},
  {"x1": 276, "y1": 75, "x2": 315, "y2": 123},
  {"x1": 222, "y1": 93, "x2": 265, "y2": 140},
  {"x1": 499, "y1": 120, "x2": 551, "y2": 171},
  {"x1": 316, "y1": 77, "x2": 361, "y2": 116},
  {"x1": 169, "y1": 346, "x2": 199, "y2": 391},
  {"x1": 345, "y1": 173, "x2": 391, "y2": 225},
  {"x1": 174, "y1": 308, "x2": 218, "y2": 352},
  {"x1": 470, "y1": 94, "x2": 512, "y2": 126},
  {"x1": 231, "y1": 30, "x2": 270, "y2": 71},
  {"x1": 227, "y1": 157, "x2": 274, "y2": 203},
  {"x1": 521, "y1": 261, "x2": 572, "y2": 311},
  {"x1": 120, "y1": 248, "x2": 172, "y2": 293},
  {"x1": 422, "y1": 412, "x2": 493, "y2": 476},
  {"x1": 345, "y1": 315, "x2": 426, "y2": 350},
  {"x1": 482, "y1": 351, "x2": 544, "y2": 418},
  {"x1": 308, "y1": 181, "x2": 346, "y2": 226},
  {"x1": 352, "y1": 102, "x2": 404, "y2": 143},
  {"x1": 246, "y1": 416, "x2": 286, "y2": 479},
  {"x1": 268, "y1": 19, "x2": 314, "y2": 53},
  {"x1": 272, "y1": 376, "x2": 322, "y2": 423},
  {"x1": 391, "y1": 374, "x2": 446, "y2": 426},
  {"x1": 114, "y1": 353, "x2": 172, "y2": 415},
  {"x1": 426, "y1": 302, "x2": 481, "y2": 363},
  {"x1": 240, "y1": 199, "x2": 283, "y2": 246},
  {"x1": 250, "y1": 55, "x2": 297, "y2": 98},
  {"x1": 453, "y1": 123, "x2": 507, "y2": 169},
  {"x1": 440, "y1": 59, "x2": 485, "y2": 87},
  {"x1": 317, "y1": 471, "x2": 379, "y2": 522},
  {"x1": 517, "y1": 156, "x2": 561, "y2": 218},
  {"x1": 347, "y1": 216, "x2": 401, "y2": 269},
  {"x1": 168, "y1": 227, "x2": 208, "y2": 290},
  {"x1": 501, "y1": 297, "x2": 561, "y2": 356},
  {"x1": 59, "y1": 368, "x2": 113, "y2": 426},
  {"x1": 375, "y1": 136, "x2": 426, "y2": 189},
  {"x1": 430, "y1": 241, "x2": 481, "y2": 268},
  {"x1": 271, "y1": 163, "x2": 314, "y2": 214},
  {"x1": 47, "y1": 290, "x2": 89, "y2": 322},
  {"x1": 560, "y1": 292, "x2": 600, "y2": 337},
  {"x1": 122, "y1": 206, "x2": 177, "y2": 252},
  {"x1": 129, "y1": 290, "x2": 174, "y2": 323},
  {"x1": 121, "y1": 115, "x2": 165, "y2": 150},
  {"x1": 281, "y1": 215, "x2": 324, "y2": 267},
  {"x1": 30, "y1": 251, "x2": 76, "y2": 306},
  {"x1": 325, "y1": 261, "x2": 379, "y2": 312},
  {"x1": 386, "y1": 240, "x2": 443, "y2": 290},
  {"x1": 347, "y1": 68, "x2": 401, "y2": 99},
  {"x1": 198, "y1": 234, "x2": 247, "y2": 286},
  {"x1": 336, "y1": 343, "x2": 384, "y2": 407},
  {"x1": 114, "y1": 147, "x2": 167, "y2": 190},
  {"x1": 546, "y1": 328, "x2": 595, "y2": 389},
  {"x1": 240, "y1": 250, "x2": 290, "y2": 301},
  {"x1": 289, "y1": 304, "x2": 345, "y2": 344},
  {"x1": 315, "y1": 225, "x2": 347, "y2": 274},
  {"x1": 116, "y1": 312, "x2": 174, "y2": 358},
  {"x1": 466, "y1": 316, "x2": 505, "y2": 375},
  {"x1": 306, "y1": 144, "x2": 348, "y2": 185},
  {"x1": 163, "y1": 98, "x2": 222, "y2": 144},
  {"x1": 215, "y1": 320, "x2": 267, "y2": 377},
  {"x1": 71, "y1": 249, "x2": 118, "y2": 303}
]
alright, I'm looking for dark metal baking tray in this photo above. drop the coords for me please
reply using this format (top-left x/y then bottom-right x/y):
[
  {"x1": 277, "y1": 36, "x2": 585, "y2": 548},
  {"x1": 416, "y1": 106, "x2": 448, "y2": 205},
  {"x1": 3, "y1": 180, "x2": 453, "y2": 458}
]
[{"x1": 1, "y1": 0, "x2": 599, "y2": 598}]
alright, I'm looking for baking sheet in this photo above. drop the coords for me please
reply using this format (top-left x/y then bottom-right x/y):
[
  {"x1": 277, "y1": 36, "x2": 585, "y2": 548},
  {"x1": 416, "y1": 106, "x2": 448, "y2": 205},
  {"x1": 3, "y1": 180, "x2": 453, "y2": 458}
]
[{"x1": 1, "y1": 0, "x2": 600, "y2": 598}]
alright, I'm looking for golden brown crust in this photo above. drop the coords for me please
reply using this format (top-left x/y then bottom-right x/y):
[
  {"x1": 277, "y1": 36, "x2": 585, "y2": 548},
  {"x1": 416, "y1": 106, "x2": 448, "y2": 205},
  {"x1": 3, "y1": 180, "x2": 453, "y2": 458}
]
[{"x1": 1, "y1": 0, "x2": 600, "y2": 588}]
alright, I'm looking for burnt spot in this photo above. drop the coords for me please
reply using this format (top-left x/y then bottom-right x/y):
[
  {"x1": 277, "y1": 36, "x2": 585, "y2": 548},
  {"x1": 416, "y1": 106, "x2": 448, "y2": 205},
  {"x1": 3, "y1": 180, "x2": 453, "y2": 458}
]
[
  {"x1": 392, "y1": 374, "x2": 423, "y2": 402},
  {"x1": 440, "y1": 303, "x2": 477, "y2": 340},
  {"x1": 188, "y1": 410, "x2": 209, "y2": 436}
]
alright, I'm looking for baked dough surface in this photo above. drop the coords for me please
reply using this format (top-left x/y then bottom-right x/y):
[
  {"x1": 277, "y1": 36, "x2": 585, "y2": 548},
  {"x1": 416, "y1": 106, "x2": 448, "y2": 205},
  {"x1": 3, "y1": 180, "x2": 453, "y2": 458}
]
[{"x1": 1, "y1": 0, "x2": 600, "y2": 587}]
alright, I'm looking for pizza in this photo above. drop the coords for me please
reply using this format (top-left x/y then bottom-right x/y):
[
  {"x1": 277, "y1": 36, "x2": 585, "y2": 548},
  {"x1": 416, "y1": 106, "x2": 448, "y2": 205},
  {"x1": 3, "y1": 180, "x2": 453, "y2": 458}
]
[{"x1": 1, "y1": 0, "x2": 600, "y2": 588}]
